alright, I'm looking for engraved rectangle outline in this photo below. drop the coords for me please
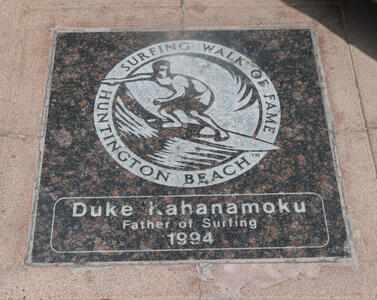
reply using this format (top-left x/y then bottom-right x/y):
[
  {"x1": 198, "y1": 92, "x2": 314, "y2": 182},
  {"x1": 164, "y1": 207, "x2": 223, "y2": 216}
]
[{"x1": 50, "y1": 192, "x2": 330, "y2": 254}]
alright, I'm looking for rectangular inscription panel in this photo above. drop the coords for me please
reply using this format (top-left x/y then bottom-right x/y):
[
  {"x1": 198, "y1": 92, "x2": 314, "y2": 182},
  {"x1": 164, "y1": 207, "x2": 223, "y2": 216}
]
[
  {"x1": 28, "y1": 28, "x2": 351, "y2": 264},
  {"x1": 51, "y1": 193, "x2": 328, "y2": 253}
]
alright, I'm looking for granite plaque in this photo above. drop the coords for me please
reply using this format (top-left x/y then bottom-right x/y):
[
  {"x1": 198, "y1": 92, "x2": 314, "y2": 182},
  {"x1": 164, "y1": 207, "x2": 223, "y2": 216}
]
[{"x1": 27, "y1": 29, "x2": 351, "y2": 264}]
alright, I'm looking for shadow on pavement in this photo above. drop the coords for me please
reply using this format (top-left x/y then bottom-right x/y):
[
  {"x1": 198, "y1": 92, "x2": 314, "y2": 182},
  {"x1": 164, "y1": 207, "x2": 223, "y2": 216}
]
[{"x1": 283, "y1": 0, "x2": 377, "y2": 62}]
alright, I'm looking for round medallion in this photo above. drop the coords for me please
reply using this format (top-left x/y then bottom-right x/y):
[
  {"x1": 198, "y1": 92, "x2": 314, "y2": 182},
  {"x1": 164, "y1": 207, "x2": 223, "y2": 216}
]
[{"x1": 94, "y1": 40, "x2": 280, "y2": 187}]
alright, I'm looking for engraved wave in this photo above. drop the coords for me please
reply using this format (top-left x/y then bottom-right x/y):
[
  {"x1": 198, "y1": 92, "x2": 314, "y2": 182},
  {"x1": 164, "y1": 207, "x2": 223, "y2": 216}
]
[{"x1": 148, "y1": 137, "x2": 238, "y2": 170}]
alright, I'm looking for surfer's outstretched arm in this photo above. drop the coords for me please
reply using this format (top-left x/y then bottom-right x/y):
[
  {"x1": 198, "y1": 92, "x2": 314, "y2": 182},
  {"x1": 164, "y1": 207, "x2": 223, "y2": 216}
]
[{"x1": 102, "y1": 73, "x2": 153, "y2": 85}]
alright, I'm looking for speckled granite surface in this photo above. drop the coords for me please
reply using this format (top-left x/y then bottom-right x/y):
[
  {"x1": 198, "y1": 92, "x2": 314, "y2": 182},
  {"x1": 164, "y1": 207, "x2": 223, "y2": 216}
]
[{"x1": 28, "y1": 29, "x2": 349, "y2": 264}]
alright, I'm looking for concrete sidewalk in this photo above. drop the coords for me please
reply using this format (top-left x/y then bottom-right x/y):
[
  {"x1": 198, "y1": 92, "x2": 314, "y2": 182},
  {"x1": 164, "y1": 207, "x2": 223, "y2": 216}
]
[{"x1": 0, "y1": 0, "x2": 376, "y2": 299}]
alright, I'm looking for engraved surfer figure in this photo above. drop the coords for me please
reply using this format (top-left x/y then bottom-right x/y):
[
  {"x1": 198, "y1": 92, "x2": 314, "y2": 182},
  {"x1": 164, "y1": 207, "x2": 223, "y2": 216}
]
[{"x1": 103, "y1": 60, "x2": 229, "y2": 141}]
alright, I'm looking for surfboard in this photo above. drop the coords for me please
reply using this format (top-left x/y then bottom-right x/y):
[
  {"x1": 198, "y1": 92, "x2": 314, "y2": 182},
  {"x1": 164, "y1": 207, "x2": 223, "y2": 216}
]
[{"x1": 196, "y1": 131, "x2": 279, "y2": 152}]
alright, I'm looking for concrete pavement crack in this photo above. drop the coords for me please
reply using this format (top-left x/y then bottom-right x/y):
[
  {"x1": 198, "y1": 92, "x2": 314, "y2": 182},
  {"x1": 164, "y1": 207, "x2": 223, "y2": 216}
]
[
  {"x1": 180, "y1": 0, "x2": 185, "y2": 29},
  {"x1": 339, "y1": 2, "x2": 377, "y2": 179}
]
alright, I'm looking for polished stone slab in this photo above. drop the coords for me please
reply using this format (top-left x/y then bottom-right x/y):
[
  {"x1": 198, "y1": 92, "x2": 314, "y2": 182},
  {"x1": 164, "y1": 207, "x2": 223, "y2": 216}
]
[{"x1": 28, "y1": 29, "x2": 350, "y2": 263}]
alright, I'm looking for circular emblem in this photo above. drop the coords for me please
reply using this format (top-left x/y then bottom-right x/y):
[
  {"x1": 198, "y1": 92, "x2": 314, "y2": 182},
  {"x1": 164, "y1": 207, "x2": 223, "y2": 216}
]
[{"x1": 94, "y1": 40, "x2": 280, "y2": 187}]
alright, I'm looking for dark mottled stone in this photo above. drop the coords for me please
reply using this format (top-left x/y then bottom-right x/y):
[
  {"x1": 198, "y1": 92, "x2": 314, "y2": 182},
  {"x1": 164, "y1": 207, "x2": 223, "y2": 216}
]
[{"x1": 29, "y1": 29, "x2": 350, "y2": 264}]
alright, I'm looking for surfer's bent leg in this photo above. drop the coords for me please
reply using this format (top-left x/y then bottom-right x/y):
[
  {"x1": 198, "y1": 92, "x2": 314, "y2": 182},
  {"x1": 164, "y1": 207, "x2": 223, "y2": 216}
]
[
  {"x1": 158, "y1": 106, "x2": 181, "y2": 128},
  {"x1": 189, "y1": 110, "x2": 229, "y2": 141}
]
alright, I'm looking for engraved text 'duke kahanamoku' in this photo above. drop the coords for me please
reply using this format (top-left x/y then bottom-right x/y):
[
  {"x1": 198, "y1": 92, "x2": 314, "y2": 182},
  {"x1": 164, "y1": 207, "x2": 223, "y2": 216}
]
[{"x1": 94, "y1": 40, "x2": 281, "y2": 187}]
